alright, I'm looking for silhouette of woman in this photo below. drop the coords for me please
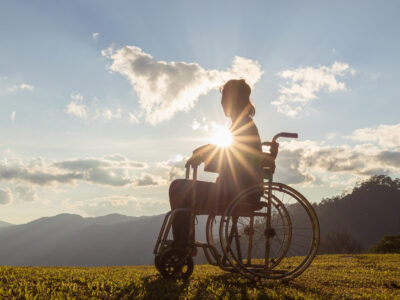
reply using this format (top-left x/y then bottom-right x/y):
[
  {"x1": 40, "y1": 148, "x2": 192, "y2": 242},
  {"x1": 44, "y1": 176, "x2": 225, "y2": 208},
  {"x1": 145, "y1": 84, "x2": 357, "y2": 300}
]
[{"x1": 169, "y1": 79, "x2": 263, "y2": 249}]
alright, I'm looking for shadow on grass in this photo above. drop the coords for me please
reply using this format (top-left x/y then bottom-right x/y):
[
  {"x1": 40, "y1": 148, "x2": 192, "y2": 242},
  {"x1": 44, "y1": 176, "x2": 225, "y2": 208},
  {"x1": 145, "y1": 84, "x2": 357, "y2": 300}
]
[
  {"x1": 116, "y1": 274, "x2": 190, "y2": 299},
  {"x1": 117, "y1": 272, "x2": 334, "y2": 299}
]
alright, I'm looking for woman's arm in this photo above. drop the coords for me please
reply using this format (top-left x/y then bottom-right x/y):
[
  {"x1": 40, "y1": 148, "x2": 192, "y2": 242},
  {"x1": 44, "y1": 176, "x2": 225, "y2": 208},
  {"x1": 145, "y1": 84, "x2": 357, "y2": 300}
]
[{"x1": 186, "y1": 144, "x2": 217, "y2": 167}]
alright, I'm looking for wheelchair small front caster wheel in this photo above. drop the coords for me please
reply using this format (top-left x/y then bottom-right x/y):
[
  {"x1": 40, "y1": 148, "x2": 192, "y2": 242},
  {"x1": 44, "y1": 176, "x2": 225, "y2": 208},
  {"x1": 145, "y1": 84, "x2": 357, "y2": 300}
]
[{"x1": 158, "y1": 248, "x2": 194, "y2": 279}]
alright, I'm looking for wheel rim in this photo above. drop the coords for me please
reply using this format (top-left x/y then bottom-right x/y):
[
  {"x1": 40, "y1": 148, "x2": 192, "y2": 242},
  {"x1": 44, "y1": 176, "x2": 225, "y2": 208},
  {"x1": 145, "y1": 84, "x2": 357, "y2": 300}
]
[
  {"x1": 158, "y1": 248, "x2": 194, "y2": 279},
  {"x1": 206, "y1": 215, "x2": 239, "y2": 272},
  {"x1": 220, "y1": 183, "x2": 320, "y2": 280}
]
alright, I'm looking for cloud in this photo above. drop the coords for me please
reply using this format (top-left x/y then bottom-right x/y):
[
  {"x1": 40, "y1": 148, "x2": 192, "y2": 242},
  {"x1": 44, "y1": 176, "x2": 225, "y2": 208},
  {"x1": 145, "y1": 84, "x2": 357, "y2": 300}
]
[
  {"x1": 7, "y1": 85, "x2": 18, "y2": 93},
  {"x1": 54, "y1": 156, "x2": 147, "y2": 186},
  {"x1": 102, "y1": 45, "x2": 263, "y2": 124},
  {"x1": 92, "y1": 32, "x2": 99, "y2": 40},
  {"x1": 19, "y1": 83, "x2": 35, "y2": 91},
  {"x1": 10, "y1": 111, "x2": 16, "y2": 121},
  {"x1": 134, "y1": 173, "x2": 165, "y2": 186},
  {"x1": 7, "y1": 83, "x2": 35, "y2": 93},
  {"x1": 15, "y1": 183, "x2": 38, "y2": 202},
  {"x1": 128, "y1": 112, "x2": 140, "y2": 124},
  {"x1": 0, "y1": 155, "x2": 148, "y2": 187},
  {"x1": 376, "y1": 151, "x2": 400, "y2": 167},
  {"x1": 64, "y1": 194, "x2": 138, "y2": 216},
  {"x1": 0, "y1": 187, "x2": 13, "y2": 205},
  {"x1": 66, "y1": 102, "x2": 87, "y2": 119},
  {"x1": 0, "y1": 157, "x2": 83, "y2": 186},
  {"x1": 272, "y1": 62, "x2": 355, "y2": 117},
  {"x1": 99, "y1": 108, "x2": 122, "y2": 122},
  {"x1": 67, "y1": 194, "x2": 169, "y2": 217},
  {"x1": 191, "y1": 118, "x2": 210, "y2": 132},
  {"x1": 66, "y1": 93, "x2": 87, "y2": 119},
  {"x1": 350, "y1": 123, "x2": 400, "y2": 148},
  {"x1": 192, "y1": 119, "x2": 201, "y2": 130},
  {"x1": 275, "y1": 139, "x2": 400, "y2": 185},
  {"x1": 65, "y1": 92, "x2": 139, "y2": 124},
  {"x1": 155, "y1": 156, "x2": 187, "y2": 182}
]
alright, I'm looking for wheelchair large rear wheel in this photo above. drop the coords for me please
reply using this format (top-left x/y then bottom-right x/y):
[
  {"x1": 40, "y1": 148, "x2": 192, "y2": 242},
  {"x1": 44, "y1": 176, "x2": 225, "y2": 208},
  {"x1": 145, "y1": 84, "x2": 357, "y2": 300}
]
[
  {"x1": 206, "y1": 215, "x2": 238, "y2": 272},
  {"x1": 206, "y1": 194, "x2": 292, "y2": 272},
  {"x1": 219, "y1": 182, "x2": 319, "y2": 281}
]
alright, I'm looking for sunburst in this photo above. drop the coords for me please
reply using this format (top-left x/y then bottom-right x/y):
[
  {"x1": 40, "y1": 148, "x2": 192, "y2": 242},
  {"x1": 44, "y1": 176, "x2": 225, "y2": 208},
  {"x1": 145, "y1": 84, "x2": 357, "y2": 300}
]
[{"x1": 209, "y1": 125, "x2": 233, "y2": 148}]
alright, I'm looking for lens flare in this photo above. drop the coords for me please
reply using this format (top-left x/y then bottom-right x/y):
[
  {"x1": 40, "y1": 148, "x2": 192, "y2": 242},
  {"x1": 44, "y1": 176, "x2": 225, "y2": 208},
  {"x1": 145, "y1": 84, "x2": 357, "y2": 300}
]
[{"x1": 209, "y1": 124, "x2": 233, "y2": 148}]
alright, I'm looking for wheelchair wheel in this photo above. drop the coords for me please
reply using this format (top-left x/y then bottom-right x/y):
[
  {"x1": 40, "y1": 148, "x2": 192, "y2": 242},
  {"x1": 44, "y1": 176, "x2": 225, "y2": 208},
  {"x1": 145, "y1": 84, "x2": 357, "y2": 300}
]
[
  {"x1": 157, "y1": 248, "x2": 194, "y2": 280},
  {"x1": 220, "y1": 183, "x2": 319, "y2": 281},
  {"x1": 206, "y1": 197, "x2": 291, "y2": 272},
  {"x1": 206, "y1": 215, "x2": 238, "y2": 272}
]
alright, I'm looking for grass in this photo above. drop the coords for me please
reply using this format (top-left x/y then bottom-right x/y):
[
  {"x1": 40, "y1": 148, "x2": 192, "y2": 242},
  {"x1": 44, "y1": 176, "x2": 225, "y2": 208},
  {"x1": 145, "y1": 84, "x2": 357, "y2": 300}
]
[{"x1": 0, "y1": 254, "x2": 398, "y2": 299}]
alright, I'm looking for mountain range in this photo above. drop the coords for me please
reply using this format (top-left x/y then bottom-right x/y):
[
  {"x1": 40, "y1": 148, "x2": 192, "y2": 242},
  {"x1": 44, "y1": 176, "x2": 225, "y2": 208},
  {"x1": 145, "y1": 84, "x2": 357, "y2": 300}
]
[{"x1": 0, "y1": 175, "x2": 398, "y2": 266}]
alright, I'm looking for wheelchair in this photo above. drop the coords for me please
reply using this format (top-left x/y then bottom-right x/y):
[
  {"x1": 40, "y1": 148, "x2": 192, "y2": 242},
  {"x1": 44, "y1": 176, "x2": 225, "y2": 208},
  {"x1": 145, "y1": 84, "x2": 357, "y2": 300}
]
[{"x1": 153, "y1": 132, "x2": 320, "y2": 281}]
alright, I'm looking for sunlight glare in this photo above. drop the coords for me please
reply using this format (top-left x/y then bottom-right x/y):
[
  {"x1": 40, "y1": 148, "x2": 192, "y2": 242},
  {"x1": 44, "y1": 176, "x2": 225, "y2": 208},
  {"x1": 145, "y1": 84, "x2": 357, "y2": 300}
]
[{"x1": 209, "y1": 124, "x2": 233, "y2": 148}]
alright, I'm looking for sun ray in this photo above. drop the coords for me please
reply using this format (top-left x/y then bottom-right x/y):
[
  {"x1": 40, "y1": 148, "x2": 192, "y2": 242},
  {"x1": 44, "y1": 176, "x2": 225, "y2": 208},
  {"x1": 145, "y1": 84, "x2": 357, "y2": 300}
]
[{"x1": 209, "y1": 125, "x2": 233, "y2": 148}]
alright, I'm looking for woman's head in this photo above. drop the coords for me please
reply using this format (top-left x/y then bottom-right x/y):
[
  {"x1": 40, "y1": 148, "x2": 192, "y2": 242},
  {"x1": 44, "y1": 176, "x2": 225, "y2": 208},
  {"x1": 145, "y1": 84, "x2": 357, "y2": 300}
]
[{"x1": 220, "y1": 79, "x2": 255, "y2": 120}]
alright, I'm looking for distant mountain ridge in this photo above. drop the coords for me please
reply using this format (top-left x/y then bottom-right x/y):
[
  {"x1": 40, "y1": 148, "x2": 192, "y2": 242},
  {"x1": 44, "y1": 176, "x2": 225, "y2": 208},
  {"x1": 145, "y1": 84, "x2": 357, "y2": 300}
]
[
  {"x1": 0, "y1": 221, "x2": 13, "y2": 228},
  {"x1": 0, "y1": 213, "x2": 209, "y2": 266},
  {"x1": 25, "y1": 213, "x2": 146, "y2": 227},
  {"x1": 0, "y1": 213, "x2": 164, "y2": 266},
  {"x1": 0, "y1": 175, "x2": 398, "y2": 266}
]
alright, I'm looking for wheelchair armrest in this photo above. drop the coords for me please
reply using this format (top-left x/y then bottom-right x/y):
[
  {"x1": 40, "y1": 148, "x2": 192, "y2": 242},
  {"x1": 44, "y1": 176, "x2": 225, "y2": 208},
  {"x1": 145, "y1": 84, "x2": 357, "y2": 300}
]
[{"x1": 258, "y1": 152, "x2": 275, "y2": 167}]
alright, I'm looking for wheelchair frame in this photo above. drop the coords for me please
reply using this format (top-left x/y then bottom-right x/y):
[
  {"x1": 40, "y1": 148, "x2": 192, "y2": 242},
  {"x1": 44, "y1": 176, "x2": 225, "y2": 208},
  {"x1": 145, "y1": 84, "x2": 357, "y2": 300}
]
[{"x1": 153, "y1": 132, "x2": 320, "y2": 281}]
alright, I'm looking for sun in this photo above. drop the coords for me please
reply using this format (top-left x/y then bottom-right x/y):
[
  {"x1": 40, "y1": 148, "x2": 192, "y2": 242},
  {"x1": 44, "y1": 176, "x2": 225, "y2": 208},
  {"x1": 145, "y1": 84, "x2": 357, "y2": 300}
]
[{"x1": 209, "y1": 124, "x2": 233, "y2": 148}]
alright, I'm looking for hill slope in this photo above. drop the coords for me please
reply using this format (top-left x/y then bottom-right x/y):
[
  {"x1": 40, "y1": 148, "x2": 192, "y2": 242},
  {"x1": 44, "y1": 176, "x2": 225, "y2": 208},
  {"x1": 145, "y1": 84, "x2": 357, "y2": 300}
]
[{"x1": 315, "y1": 175, "x2": 400, "y2": 251}]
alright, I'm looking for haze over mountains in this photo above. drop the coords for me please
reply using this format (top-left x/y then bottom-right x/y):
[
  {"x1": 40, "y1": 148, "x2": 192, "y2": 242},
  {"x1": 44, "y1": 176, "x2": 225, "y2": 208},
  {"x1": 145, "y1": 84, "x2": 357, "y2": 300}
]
[
  {"x1": 0, "y1": 213, "x2": 212, "y2": 266},
  {"x1": 0, "y1": 175, "x2": 398, "y2": 266}
]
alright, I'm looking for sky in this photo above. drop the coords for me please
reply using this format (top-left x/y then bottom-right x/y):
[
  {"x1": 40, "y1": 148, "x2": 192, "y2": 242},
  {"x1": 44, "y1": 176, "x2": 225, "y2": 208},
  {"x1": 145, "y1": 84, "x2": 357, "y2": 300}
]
[{"x1": 0, "y1": 0, "x2": 399, "y2": 224}]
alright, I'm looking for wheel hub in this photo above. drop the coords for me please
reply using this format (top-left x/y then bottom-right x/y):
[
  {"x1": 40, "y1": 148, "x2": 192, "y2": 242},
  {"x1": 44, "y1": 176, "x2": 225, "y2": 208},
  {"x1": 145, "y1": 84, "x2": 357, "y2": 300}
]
[
  {"x1": 264, "y1": 227, "x2": 276, "y2": 238},
  {"x1": 244, "y1": 225, "x2": 255, "y2": 235}
]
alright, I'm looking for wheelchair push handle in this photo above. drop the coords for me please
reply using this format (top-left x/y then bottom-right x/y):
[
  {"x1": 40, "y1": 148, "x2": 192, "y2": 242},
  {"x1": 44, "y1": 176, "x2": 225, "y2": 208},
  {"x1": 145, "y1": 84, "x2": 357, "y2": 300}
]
[
  {"x1": 262, "y1": 132, "x2": 298, "y2": 146},
  {"x1": 279, "y1": 132, "x2": 298, "y2": 138},
  {"x1": 272, "y1": 132, "x2": 298, "y2": 143},
  {"x1": 262, "y1": 132, "x2": 298, "y2": 159}
]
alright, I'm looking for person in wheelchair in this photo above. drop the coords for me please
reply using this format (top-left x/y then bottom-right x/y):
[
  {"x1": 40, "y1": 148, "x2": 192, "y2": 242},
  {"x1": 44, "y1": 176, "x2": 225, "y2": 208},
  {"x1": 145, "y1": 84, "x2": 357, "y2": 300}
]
[{"x1": 169, "y1": 79, "x2": 264, "y2": 250}]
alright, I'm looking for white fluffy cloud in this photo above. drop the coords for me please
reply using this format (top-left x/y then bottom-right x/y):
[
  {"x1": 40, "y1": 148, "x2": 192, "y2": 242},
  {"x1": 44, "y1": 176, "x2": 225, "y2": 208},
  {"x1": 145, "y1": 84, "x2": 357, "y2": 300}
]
[
  {"x1": 66, "y1": 93, "x2": 87, "y2": 119},
  {"x1": 275, "y1": 137, "x2": 400, "y2": 186},
  {"x1": 100, "y1": 108, "x2": 122, "y2": 121},
  {"x1": 102, "y1": 46, "x2": 263, "y2": 124},
  {"x1": 0, "y1": 187, "x2": 13, "y2": 205},
  {"x1": 272, "y1": 62, "x2": 355, "y2": 117},
  {"x1": 92, "y1": 32, "x2": 99, "y2": 40},
  {"x1": 65, "y1": 93, "x2": 139, "y2": 124},
  {"x1": 10, "y1": 111, "x2": 16, "y2": 121},
  {"x1": 350, "y1": 123, "x2": 400, "y2": 148}
]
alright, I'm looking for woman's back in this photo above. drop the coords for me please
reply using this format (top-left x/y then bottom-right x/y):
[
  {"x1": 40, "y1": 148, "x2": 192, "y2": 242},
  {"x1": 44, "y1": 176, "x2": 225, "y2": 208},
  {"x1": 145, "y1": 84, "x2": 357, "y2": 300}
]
[{"x1": 219, "y1": 116, "x2": 263, "y2": 197}]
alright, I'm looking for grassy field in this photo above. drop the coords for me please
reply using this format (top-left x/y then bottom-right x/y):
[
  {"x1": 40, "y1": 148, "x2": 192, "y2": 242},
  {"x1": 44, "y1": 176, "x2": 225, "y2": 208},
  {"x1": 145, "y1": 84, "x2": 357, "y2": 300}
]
[{"x1": 0, "y1": 254, "x2": 398, "y2": 299}]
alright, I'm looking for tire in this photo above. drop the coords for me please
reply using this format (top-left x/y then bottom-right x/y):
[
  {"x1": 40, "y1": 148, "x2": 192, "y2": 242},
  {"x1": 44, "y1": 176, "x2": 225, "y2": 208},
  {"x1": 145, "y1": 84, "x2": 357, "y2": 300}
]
[
  {"x1": 219, "y1": 182, "x2": 320, "y2": 281},
  {"x1": 157, "y1": 248, "x2": 194, "y2": 280}
]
